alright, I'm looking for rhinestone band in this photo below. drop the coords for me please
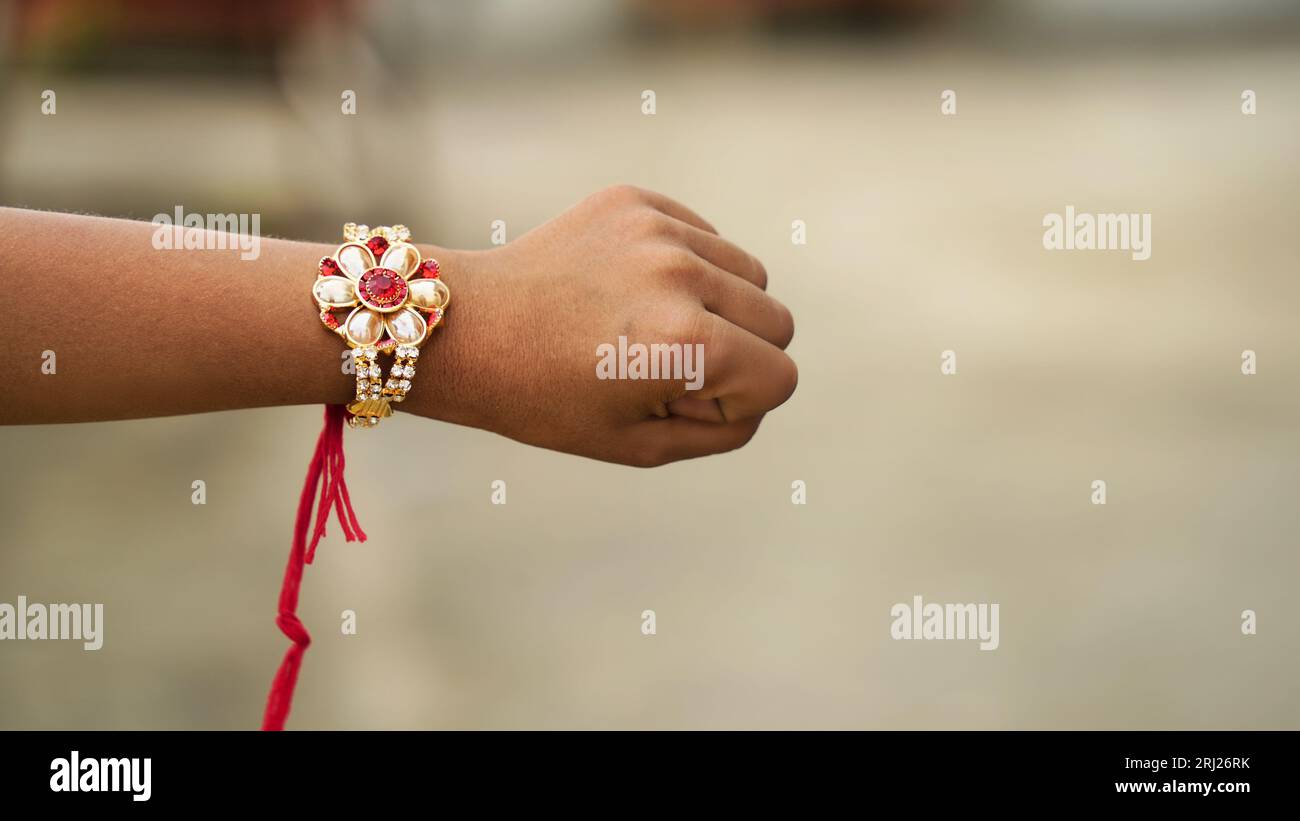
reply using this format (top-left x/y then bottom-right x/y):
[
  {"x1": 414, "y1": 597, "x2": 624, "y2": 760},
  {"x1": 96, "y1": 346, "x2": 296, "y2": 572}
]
[
  {"x1": 383, "y1": 346, "x2": 420, "y2": 404},
  {"x1": 350, "y1": 347, "x2": 383, "y2": 427}
]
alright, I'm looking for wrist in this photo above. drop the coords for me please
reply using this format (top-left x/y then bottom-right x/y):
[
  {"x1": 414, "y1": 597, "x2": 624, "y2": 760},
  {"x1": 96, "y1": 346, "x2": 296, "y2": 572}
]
[
  {"x1": 398, "y1": 245, "x2": 487, "y2": 427},
  {"x1": 298, "y1": 228, "x2": 471, "y2": 426}
]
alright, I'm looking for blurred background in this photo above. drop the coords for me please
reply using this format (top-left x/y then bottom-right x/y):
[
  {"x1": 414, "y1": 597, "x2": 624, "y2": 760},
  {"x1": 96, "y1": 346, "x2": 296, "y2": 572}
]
[{"x1": 2, "y1": 0, "x2": 1299, "y2": 729}]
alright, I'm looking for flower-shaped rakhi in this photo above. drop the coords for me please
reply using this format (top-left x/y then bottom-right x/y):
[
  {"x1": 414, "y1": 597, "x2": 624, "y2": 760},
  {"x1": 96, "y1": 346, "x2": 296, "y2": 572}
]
[{"x1": 311, "y1": 223, "x2": 450, "y2": 427}]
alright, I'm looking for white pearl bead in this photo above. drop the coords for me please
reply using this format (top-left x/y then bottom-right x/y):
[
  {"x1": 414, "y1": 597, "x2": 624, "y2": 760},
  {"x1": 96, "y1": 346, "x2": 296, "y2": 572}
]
[
  {"x1": 380, "y1": 243, "x2": 421, "y2": 280},
  {"x1": 344, "y1": 307, "x2": 384, "y2": 346},
  {"x1": 384, "y1": 308, "x2": 426, "y2": 344},
  {"x1": 337, "y1": 243, "x2": 375, "y2": 280},
  {"x1": 313, "y1": 277, "x2": 357, "y2": 306}
]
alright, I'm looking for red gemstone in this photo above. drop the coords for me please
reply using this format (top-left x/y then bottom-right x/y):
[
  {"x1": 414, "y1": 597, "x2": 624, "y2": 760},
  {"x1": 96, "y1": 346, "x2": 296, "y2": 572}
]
[
  {"x1": 419, "y1": 259, "x2": 440, "y2": 279},
  {"x1": 370, "y1": 272, "x2": 398, "y2": 298},
  {"x1": 358, "y1": 267, "x2": 408, "y2": 308},
  {"x1": 367, "y1": 236, "x2": 390, "y2": 256},
  {"x1": 320, "y1": 310, "x2": 339, "y2": 329},
  {"x1": 320, "y1": 258, "x2": 341, "y2": 276}
]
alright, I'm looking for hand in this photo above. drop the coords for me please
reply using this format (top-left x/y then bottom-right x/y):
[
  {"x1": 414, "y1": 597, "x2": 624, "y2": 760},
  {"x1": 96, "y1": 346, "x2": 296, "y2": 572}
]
[{"x1": 410, "y1": 185, "x2": 797, "y2": 467}]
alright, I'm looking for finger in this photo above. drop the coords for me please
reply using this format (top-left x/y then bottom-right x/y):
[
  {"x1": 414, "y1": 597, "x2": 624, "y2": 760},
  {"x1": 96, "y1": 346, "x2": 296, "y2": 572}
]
[
  {"x1": 639, "y1": 189, "x2": 719, "y2": 235},
  {"x1": 671, "y1": 219, "x2": 768, "y2": 290},
  {"x1": 629, "y1": 414, "x2": 763, "y2": 466},
  {"x1": 689, "y1": 312, "x2": 798, "y2": 422},
  {"x1": 699, "y1": 261, "x2": 794, "y2": 349},
  {"x1": 666, "y1": 395, "x2": 726, "y2": 423}
]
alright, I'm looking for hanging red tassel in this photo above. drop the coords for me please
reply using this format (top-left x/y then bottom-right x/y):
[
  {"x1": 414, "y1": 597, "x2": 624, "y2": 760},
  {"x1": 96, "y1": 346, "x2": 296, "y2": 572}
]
[{"x1": 262, "y1": 404, "x2": 367, "y2": 731}]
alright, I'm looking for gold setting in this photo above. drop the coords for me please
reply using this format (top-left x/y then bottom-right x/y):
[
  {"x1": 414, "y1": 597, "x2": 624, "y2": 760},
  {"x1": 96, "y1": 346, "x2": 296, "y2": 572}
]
[{"x1": 313, "y1": 223, "x2": 449, "y2": 429}]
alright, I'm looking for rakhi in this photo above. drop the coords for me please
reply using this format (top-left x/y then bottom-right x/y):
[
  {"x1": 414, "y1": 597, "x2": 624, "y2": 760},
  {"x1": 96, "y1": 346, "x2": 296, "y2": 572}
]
[{"x1": 262, "y1": 222, "x2": 451, "y2": 730}]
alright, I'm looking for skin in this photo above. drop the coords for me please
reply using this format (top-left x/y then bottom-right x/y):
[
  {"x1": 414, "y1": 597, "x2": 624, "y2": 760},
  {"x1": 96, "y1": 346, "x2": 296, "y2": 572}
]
[{"x1": 0, "y1": 185, "x2": 797, "y2": 467}]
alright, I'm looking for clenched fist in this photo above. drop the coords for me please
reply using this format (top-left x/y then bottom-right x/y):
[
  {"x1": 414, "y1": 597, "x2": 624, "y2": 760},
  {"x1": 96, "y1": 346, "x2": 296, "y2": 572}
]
[{"x1": 409, "y1": 186, "x2": 798, "y2": 466}]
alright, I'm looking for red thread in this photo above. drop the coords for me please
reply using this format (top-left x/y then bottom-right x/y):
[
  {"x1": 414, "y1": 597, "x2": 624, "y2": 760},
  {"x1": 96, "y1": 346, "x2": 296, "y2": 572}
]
[{"x1": 262, "y1": 404, "x2": 367, "y2": 730}]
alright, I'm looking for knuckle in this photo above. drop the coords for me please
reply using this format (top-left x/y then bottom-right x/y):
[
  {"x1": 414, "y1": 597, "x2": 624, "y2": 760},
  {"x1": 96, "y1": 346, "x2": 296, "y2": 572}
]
[
  {"x1": 654, "y1": 245, "x2": 702, "y2": 286},
  {"x1": 649, "y1": 212, "x2": 682, "y2": 239},
  {"x1": 652, "y1": 307, "x2": 698, "y2": 350},
  {"x1": 631, "y1": 211, "x2": 676, "y2": 241},
  {"x1": 603, "y1": 183, "x2": 647, "y2": 205},
  {"x1": 647, "y1": 305, "x2": 712, "y2": 356},
  {"x1": 679, "y1": 308, "x2": 716, "y2": 350}
]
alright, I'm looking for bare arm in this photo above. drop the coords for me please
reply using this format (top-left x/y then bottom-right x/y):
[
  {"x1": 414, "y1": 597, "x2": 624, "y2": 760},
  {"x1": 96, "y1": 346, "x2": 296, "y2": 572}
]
[
  {"x1": 1, "y1": 187, "x2": 797, "y2": 466},
  {"x1": 2, "y1": 207, "x2": 368, "y2": 420}
]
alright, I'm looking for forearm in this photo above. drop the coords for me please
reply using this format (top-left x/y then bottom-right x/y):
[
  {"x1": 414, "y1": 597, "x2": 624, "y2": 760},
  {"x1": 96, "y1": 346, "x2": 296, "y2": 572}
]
[{"x1": 0, "y1": 208, "x2": 459, "y2": 424}]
